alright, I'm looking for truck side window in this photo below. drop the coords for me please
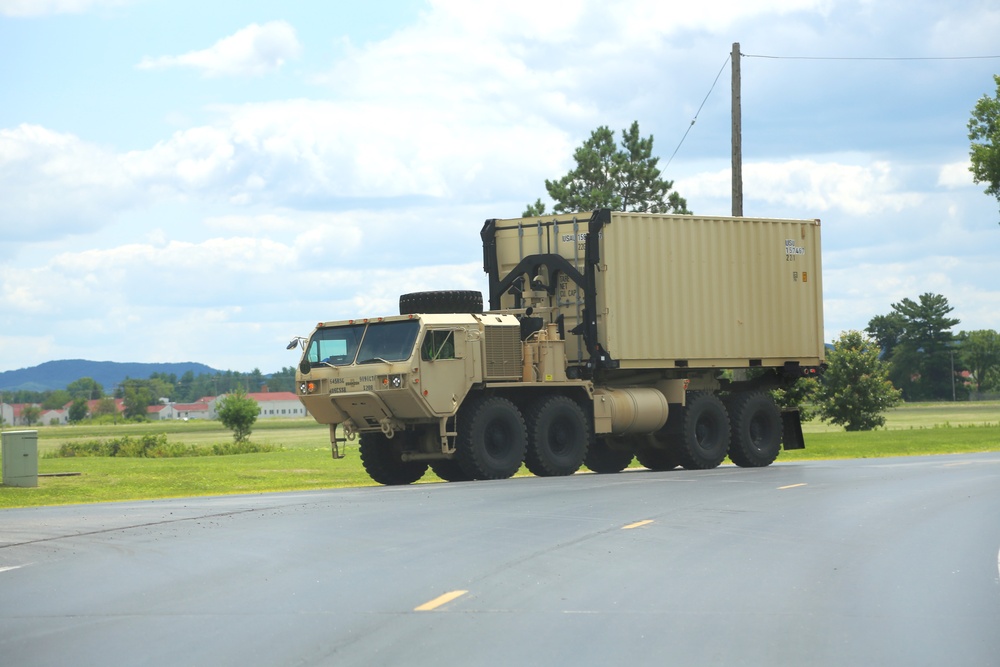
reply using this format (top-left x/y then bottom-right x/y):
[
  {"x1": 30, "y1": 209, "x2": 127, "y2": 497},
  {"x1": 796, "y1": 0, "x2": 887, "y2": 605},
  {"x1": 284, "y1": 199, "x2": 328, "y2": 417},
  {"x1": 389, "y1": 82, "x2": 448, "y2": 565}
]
[{"x1": 421, "y1": 330, "x2": 456, "y2": 361}]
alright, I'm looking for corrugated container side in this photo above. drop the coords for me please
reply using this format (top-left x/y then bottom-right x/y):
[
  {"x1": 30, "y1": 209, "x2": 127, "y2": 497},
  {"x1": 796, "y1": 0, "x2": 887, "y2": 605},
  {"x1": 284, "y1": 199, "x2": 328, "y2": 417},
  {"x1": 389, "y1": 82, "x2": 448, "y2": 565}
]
[
  {"x1": 485, "y1": 211, "x2": 824, "y2": 370},
  {"x1": 598, "y1": 213, "x2": 823, "y2": 367}
]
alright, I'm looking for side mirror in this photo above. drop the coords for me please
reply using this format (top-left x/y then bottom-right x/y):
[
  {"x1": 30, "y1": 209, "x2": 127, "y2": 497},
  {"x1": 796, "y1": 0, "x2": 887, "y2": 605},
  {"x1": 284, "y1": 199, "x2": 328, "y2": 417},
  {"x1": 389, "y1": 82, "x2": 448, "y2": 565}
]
[
  {"x1": 286, "y1": 338, "x2": 300, "y2": 350},
  {"x1": 299, "y1": 358, "x2": 312, "y2": 375}
]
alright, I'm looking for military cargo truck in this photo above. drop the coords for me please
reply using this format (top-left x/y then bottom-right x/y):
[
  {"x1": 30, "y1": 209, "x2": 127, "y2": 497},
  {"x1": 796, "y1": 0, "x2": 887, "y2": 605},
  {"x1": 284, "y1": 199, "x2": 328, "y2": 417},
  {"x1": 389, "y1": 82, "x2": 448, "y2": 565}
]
[{"x1": 291, "y1": 209, "x2": 825, "y2": 485}]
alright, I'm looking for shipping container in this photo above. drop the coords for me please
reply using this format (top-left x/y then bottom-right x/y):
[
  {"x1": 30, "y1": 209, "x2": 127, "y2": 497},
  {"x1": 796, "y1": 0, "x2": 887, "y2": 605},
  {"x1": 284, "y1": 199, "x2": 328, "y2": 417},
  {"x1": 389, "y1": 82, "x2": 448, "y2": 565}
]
[{"x1": 482, "y1": 209, "x2": 824, "y2": 372}]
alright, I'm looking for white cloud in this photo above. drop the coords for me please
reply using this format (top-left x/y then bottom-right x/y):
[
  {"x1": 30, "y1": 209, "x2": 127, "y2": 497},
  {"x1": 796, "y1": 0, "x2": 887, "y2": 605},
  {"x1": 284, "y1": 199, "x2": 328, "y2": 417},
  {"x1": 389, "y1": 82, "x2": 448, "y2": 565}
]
[
  {"x1": 5, "y1": 0, "x2": 1000, "y2": 375},
  {"x1": 0, "y1": 0, "x2": 131, "y2": 16},
  {"x1": 0, "y1": 124, "x2": 140, "y2": 243},
  {"x1": 938, "y1": 160, "x2": 974, "y2": 189},
  {"x1": 137, "y1": 21, "x2": 302, "y2": 77},
  {"x1": 676, "y1": 158, "x2": 924, "y2": 217}
]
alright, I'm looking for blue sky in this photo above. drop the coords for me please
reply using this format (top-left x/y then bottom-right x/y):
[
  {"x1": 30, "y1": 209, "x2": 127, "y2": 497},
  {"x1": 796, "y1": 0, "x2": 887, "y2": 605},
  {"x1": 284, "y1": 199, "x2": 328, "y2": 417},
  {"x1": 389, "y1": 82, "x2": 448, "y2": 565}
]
[{"x1": 1, "y1": 0, "x2": 998, "y2": 375}]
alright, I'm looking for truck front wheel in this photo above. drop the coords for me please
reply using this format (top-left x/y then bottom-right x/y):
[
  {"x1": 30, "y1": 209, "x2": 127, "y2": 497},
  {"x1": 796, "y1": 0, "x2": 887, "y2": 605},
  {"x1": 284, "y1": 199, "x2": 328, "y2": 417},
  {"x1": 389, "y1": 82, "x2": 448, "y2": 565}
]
[
  {"x1": 525, "y1": 395, "x2": 589, "y2": 477},
  {"x1": 430, "y1": 459, "x2": 474, "y2": 482},
  {"x1": 584, "y1": 436, "x2": 634, "y2": 473},
  {"x1": 358, "y1": 432, "x2": 428, "y2": 485},
  {"x1": 636, "y1": 434, "x2": 681, "y2": 471},
  {"x1": 456, "y1": 396, "x2": 527, "y2": 480},
  {"x1": 676, "y1": 392, "x2": 730, "y2": 470},
  {"x1": 726, "y1": 391, "x2": 782, "y2": 467}
]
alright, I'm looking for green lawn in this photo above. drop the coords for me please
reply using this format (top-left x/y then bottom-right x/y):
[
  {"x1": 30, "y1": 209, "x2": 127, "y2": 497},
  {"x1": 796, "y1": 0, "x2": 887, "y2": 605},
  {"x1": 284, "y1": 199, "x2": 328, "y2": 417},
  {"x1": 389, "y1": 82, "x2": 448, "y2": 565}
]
[{"x1": 1, "y1": 402, "x2": 997, "y2": 509}]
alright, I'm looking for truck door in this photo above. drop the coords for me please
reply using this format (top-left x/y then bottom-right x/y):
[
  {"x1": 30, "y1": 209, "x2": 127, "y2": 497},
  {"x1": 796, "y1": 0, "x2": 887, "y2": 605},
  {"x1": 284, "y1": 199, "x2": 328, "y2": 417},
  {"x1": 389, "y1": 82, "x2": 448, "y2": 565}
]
[{"x1": 418, "y1": 329, "x2": 468, "y2": 415}]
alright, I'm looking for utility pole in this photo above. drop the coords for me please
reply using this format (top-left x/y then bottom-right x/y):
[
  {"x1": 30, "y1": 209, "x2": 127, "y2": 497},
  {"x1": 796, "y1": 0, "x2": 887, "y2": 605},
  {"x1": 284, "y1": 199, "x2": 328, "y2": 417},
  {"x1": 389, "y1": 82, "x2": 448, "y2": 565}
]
[{"x1": 731, "y1": 42, "x2": 743, "y2": 217}]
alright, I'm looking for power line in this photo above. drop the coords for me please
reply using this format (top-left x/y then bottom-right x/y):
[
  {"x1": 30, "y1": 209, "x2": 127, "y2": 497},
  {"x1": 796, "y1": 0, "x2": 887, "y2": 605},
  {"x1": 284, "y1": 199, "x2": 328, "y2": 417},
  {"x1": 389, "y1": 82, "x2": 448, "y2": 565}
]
[
  {"x1": 664, "y1": 54, "x2": 731, "y2": 172},
  {"x1": 743, "y1": 53, "x2": 1000, "y2": 61}
]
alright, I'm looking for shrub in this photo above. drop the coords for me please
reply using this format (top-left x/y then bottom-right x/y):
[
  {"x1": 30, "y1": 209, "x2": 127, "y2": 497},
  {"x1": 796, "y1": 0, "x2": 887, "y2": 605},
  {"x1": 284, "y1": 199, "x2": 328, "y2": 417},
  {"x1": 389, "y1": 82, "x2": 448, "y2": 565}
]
[{"x1": 49, "y1": 435, "x2": 279, "y2": 458}]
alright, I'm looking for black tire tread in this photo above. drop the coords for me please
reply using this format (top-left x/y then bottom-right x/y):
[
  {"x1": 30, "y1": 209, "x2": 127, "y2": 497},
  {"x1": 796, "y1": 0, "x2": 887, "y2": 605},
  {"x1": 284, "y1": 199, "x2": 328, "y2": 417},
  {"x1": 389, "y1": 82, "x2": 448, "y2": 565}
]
[
  {"x1": 635, "y1": 435, "x2": 681, "y2": 471},
  {"x1": 584, "y1": 436, "x2": 634, "y2": 473},
  {"x1": 726, "y1": 391, "x2": 783, "y2": 468},
  {"x1": 676, "y1": 392, "x2": 730, "y2": 470},
  {"x1": 399, "y1": 290, "x2": 483, "y2": 315},
  {"x1": 455, "y1": 396, "x2": 526, "y2": 480},
  {"x1": 524, "y1": 395, "x2": 589, "y2": 477},
  {"x1": 358, "y1": 432, "x2": 427, "y2": 485}
]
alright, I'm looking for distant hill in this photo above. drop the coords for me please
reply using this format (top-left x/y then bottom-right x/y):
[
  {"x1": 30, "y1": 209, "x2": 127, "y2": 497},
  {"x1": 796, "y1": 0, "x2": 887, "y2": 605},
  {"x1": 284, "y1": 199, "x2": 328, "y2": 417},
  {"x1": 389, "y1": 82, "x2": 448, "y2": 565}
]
[{"x1": 0, "y1": 360, "x2": 224, "y2": 393}]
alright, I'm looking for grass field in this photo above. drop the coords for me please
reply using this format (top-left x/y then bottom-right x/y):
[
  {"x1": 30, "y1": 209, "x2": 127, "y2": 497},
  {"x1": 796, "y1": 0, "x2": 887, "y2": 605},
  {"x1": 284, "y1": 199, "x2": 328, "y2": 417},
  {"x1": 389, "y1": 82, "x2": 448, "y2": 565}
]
[{"x1": 1, "y1": 401, "x2": 997, "y2": 509}]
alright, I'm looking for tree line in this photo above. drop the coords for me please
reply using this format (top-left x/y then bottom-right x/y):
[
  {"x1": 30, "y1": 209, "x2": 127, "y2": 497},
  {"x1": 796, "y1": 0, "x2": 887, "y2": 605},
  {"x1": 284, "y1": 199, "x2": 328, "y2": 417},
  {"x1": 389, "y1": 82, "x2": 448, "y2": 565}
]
[
  {"x1": 782, "y1": 293, "x2": 998, "y2": 431},
  {"x1": 1, "y1": 367, "x2": 298, "y2": 423}
]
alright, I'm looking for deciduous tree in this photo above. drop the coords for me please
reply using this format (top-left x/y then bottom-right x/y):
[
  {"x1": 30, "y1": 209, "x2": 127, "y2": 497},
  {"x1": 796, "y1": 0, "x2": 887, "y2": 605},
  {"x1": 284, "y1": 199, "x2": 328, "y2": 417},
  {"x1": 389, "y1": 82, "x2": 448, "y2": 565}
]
[
  {"x1": 68, "y1": 397, "x2": 89, "y2": 423},
  {"x1": 92, "y1": 396, "x2": 119, "y2": 418},
  {"x1": 968, "y1": 74, "x2": 1000, "y2": 220},
  {"x1": 122, "y1": 383, "x2": 153, "y2": 420},
  {"x1": 217, "y1": 388, "x2": 259, "y2": 443},
  {"x1": 816, "y1": 330, "x2": 902, "y2": 431},
  {"x1": 41, "y1": 390, "x2": 71, "y2": 411},
  {"x1": 959, "y1": 329, "x2": 1000, "y2": 395},
  {"x1": 66, "y1": 377, "x2": 104, "y2": 400},
  {"x1": 22, "y1": 405, "x2": 41, "y2": 426}
]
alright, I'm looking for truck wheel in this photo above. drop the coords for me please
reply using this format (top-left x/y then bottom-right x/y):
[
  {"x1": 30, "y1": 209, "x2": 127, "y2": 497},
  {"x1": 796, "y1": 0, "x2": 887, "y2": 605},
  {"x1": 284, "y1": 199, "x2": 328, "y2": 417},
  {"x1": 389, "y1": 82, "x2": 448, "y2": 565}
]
[
  {"x1": 358, "y1": 432, "x2": 428, "y2": 485},
  {"x1": 399, "y1": 290, "x2": 483, "y2": 315},
  {"x1": 430, "y1": 459, "x2": 474, "y2": 482},
  {"x1": 676, "y1": 392, "x2": 730, "y2": 470},
  {"x1": 525, "y1": 395, "x2": 589, "y2": 476},
  {"x1": 456, "y1": 396, "x2": 527, "y2": 480},
  {"x1": 635, "y1": 435, "x2": 681, "y2": 471},
  {"x1": 584, "y1": 436, "x2": 634, "y2": 473},
  {"x1": 726, "y1": 391, "x2": 782, "y2": 467}
]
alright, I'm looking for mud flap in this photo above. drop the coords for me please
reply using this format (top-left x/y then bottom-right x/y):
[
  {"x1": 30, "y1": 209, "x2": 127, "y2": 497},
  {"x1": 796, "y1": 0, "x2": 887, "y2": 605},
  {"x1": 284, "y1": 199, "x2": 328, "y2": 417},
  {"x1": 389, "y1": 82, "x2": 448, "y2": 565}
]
[{"x1": 781, "y1": 409, "x2": 805, "y2": 450}]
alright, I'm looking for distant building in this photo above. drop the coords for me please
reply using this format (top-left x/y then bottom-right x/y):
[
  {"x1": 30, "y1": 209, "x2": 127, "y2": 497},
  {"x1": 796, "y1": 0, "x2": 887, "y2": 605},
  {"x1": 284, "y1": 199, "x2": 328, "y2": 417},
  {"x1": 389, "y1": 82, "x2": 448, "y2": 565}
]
[
  {"x1": 147, "y1": 391, "x2": 305, "y2": 420},
  {"x1": 0, "y1": 402, "x2": 13, "y2": 426},
  {"x1": 40, "y1": 408, "x2": 68, "y2": 425},
  {"x1": 0, "y1": 391, "x2": 307, "y2": 425},
  {"x1": 244, "y1": 391, "x2": 305, "y2": 418},
  {"x1": 172, "y1": 401, "x2": 212, "y2": 420}
]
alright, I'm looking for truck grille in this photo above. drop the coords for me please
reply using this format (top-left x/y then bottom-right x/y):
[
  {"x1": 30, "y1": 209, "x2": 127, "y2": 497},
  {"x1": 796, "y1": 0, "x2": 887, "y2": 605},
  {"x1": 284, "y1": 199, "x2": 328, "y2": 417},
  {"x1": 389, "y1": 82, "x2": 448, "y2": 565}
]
[{"x1": 484, "y1": 325, "x2": 522, "y2": 380}]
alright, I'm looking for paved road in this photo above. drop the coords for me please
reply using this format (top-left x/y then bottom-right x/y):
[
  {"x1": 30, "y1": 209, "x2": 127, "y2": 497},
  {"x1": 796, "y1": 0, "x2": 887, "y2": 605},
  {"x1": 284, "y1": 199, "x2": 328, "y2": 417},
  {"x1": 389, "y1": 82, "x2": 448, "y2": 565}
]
[{"x1": 2, "y1": 454, "x2": 1000, "y2": 666}]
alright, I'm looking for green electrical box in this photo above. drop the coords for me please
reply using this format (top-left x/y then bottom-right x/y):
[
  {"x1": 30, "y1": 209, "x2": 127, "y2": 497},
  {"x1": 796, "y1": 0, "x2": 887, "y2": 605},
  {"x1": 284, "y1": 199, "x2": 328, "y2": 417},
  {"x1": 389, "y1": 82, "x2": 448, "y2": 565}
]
[{"x1": 2, "y1": 430, "x2": 38, "y2": 488}]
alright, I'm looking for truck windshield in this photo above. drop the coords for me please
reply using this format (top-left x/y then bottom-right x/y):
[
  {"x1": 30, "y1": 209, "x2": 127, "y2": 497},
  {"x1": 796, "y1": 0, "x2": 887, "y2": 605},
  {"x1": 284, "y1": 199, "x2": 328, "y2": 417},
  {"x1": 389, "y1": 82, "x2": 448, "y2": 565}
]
[
  {"x1": 356, "y1": 320, "x2": 420, "y2": 364},
  {"x1": 305, "y1": 320, "x2": 420, "y2": 367},
  {"x1": 306, "y1": 324, "x2": 366, "y2": 367}
]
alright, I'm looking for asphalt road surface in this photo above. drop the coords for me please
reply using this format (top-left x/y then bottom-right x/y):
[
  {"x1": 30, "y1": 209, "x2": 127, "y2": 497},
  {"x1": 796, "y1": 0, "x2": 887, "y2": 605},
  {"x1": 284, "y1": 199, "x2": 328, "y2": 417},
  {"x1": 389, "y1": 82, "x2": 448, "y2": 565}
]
[{"x1": 2, "y1": 453, "x2": 1000, "y2": 666}]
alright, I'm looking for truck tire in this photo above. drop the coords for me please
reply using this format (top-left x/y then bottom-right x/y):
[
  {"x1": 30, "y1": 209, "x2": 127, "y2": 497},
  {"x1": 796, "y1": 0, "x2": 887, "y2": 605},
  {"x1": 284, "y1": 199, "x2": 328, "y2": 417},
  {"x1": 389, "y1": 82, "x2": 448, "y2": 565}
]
[
  {"x1": 429, "y1": 459, "x2": 474, "y2": 482},
  {"x1": 676, "y1": 392, "x2": 730, "y2": 470},
  {"x1": 584, "y1": 436, "x2": 634, "y2": 473},
  {"x1": 358, "y1": 432, "x2": 428, "y2": 485},
  {"x1": 525, "y1": 395, "x2": 589, "y2": 476},
  {"x1": 635, "y1": 434, "x2": 681, "y2": 471},
  {"x1": 399, "y1": 290, "x2": 483, "y2": 315},
  {"x1": 456, "y1": 396, "x2": 527, "y2": 480},
  {"x1": 726, "y1": 391, "x2": 782, "y2": 467}
]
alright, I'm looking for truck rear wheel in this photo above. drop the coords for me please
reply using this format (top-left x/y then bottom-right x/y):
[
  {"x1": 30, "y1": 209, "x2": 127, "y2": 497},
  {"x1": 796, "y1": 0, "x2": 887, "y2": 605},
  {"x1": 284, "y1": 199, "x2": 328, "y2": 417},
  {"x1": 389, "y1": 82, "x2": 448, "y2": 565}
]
[
  {"x1": 584, "y1": 436, "x2": 634, "y2": 473},
  {"x1": 358, "y1": 432, "x2": 428, "y2": 485},
  {"x1": 676, "y1": 392, "x2": 730, "y2": 470},
  {"x1": 525, "y1": 395, "x2": 589, "y2": 476},
  {"x1": 726, "y1": 391, "x2": 782, "y2": 467},
  {"x1": 399, "y1": 290, "x2": 483, "y2": 315},
  {"x1": 456, "y1": 396, "x2": 527, "y2": 480}
]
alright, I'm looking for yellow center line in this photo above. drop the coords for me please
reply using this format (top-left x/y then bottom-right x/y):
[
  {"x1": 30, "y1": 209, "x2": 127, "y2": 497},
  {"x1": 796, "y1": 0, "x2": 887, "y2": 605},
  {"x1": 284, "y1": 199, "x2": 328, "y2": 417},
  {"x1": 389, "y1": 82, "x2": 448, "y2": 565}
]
[
  {"x1": 778, "y1": 483, "x2": 807, "y2": 490},
  {"x1": 414, "y1": 590, "x2": 468, "y2": 611},
  {"x1": 622, "y1": 519, "x2": 654, "y2": 530}
]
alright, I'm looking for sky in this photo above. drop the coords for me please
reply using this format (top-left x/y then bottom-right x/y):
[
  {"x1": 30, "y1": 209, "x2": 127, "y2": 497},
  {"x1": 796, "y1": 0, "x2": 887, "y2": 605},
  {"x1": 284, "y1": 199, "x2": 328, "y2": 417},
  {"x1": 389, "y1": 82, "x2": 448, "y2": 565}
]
[{"x1": 1, "y1": 0, "x2": 999, "y2": 376}]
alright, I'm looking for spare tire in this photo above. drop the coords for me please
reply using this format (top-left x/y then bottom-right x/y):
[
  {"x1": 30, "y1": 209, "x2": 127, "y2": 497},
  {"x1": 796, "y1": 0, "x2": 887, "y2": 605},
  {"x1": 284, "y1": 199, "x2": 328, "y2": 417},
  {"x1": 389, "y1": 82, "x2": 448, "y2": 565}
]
[{"x1": 399, "y1": 290, "x2": 483, "y2": 315}]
